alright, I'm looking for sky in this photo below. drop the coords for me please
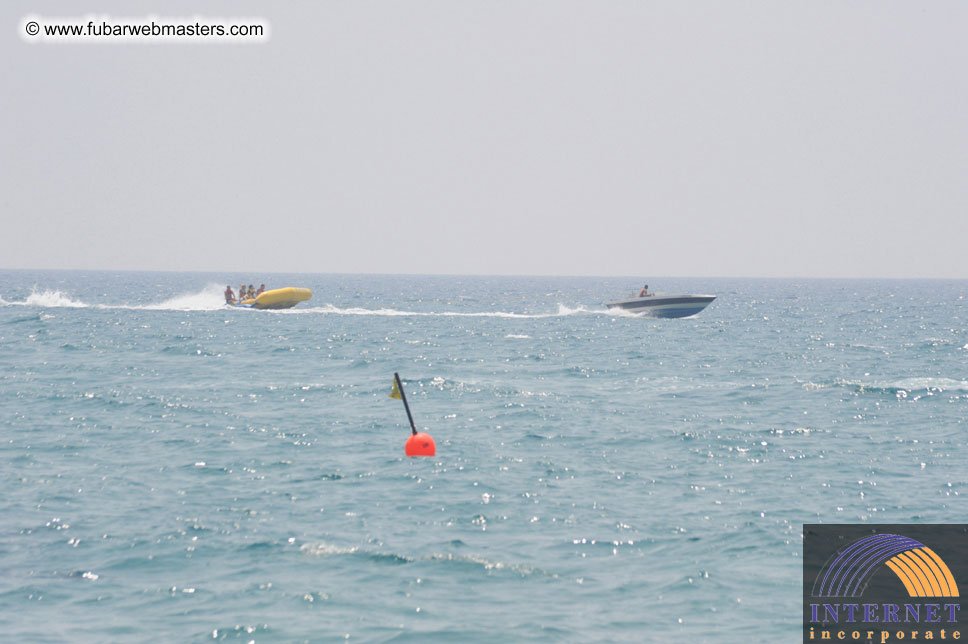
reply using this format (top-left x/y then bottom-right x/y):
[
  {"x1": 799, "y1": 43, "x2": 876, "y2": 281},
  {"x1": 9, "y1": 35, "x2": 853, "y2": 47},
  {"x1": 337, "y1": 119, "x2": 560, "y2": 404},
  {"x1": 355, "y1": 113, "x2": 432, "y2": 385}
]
[{"x1": 3, "y1": 1, "x2": 967, "y2": 278}]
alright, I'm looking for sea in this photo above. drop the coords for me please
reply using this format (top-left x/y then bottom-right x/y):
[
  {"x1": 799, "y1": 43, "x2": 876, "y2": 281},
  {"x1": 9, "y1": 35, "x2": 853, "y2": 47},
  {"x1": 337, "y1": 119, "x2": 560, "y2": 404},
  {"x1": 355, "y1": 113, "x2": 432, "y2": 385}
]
[{"x1": 1, "y1": 270, "x2": 966, "y2": 643}]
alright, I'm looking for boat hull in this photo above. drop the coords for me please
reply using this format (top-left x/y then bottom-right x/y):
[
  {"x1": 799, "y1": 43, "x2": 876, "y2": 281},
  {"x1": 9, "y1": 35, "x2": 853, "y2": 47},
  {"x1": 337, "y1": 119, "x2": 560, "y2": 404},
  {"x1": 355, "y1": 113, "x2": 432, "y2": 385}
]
[
  {"x1": 235, "y1": 287, "x2": 312, "y2": 310},
  {"x1": 605, "y1": 294, "x2": 716, "y2": 318}
]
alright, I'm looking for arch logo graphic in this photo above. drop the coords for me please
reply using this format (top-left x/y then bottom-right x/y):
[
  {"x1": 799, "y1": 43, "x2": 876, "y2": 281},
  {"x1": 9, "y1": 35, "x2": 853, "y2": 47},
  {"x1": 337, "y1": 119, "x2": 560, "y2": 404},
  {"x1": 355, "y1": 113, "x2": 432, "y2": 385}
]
[
  {"x1": 814, "y1": 533, "x2": 959, "y2": 599},
  {"x1": 804, "y1": 525, "x2": 966, "y2": 644}
]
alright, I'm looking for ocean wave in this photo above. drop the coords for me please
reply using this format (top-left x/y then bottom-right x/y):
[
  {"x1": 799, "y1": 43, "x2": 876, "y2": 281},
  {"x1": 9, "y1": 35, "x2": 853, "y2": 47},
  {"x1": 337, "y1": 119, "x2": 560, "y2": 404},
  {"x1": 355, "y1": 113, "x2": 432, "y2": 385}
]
[
  {"x1": 804, "y1": 377, "x2": 968, "y2": 396},
  {"x1": 427, "y1": 552, "x2": 556, "y2": 577},
  {"x1": 299, "y1": 541, "x2": 413, "y2": 565},
  {"x1": 3, "y1": 312, "x2": 44, "y2": 325},
  {"x1": 298, "y1": 542, "x2": 550, "y2": 575},
  {"x1": 299, "y1": 541, "x2": 360, "y2": 557}
]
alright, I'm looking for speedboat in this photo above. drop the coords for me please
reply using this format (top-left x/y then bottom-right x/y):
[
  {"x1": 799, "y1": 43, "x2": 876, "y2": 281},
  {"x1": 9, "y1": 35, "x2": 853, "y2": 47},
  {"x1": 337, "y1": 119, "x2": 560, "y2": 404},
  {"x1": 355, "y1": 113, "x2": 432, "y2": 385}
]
[
  {"x1": 605, "y1": 293, "x2": 716, "y2": 318},
  {"x1": 233, "y1": 287, "x2": 312, "y2": 310}
]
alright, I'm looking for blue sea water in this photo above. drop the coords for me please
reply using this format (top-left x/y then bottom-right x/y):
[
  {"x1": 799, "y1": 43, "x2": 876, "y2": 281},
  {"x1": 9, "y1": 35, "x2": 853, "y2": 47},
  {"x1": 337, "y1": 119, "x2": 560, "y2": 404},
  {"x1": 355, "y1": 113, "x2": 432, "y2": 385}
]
[{"x1": 1, "y1": 270, "x2": 967, "y2": 643}]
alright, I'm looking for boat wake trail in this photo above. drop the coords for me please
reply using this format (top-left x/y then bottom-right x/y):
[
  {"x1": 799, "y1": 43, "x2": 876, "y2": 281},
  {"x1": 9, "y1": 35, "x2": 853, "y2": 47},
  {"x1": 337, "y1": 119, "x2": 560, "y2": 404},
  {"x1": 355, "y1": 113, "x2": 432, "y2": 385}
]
[
  {"x1": 0, "y1": 285, "x2": 227, "y2": 311},
  {"x1": 139, "y1": 285, "x2": 227, "y2": 311},
  {"x1": 21, "y1": 289, "x2": 89, "y2": 308},
  {"x1": 2, "y1": 288, "x2": 625, "y2": 318},
  {"x1": 284, "y1": 303, "x2": 606, "y2": 318}
]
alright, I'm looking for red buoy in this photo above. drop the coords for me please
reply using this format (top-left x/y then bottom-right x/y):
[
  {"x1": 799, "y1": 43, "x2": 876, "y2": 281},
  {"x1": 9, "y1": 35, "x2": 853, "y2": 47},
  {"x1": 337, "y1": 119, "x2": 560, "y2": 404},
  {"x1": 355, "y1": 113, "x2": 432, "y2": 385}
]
[{"x1": 405, "y1": 432, "x2": 436, "y2": 457}]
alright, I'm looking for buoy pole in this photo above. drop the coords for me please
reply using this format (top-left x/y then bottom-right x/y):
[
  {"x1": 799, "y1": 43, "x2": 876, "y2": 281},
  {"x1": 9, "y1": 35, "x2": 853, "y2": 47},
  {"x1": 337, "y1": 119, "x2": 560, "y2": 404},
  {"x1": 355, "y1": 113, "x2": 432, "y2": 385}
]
[
  {"x1": 391, "y1": 372, "x2": 435, "y2": 457},
  {"x1": 394, "y1": 372, "x2": 418, "y2": 436}
]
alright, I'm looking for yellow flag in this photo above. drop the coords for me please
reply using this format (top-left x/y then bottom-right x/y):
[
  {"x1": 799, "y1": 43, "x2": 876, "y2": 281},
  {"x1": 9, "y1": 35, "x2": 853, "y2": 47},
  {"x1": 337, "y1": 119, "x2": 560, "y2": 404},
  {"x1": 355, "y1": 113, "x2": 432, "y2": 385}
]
[{"x1": 389, "y1": 378, "x2": 402, "y2": 400}]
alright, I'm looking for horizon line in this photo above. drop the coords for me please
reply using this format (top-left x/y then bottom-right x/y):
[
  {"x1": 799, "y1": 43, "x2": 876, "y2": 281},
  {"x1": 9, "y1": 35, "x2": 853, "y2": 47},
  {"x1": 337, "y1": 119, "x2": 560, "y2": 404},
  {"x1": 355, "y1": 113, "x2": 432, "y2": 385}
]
[{"x1": 1, "y1": 266, "x2": 967, "y2": 281}]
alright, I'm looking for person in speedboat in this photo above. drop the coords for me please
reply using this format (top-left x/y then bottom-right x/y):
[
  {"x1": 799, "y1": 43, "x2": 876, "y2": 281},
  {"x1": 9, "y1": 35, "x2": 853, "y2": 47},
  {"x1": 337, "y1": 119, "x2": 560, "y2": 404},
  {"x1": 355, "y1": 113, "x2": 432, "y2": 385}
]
[{"x1": 639, "y1": 285, "x2": 652, "y2": 297}]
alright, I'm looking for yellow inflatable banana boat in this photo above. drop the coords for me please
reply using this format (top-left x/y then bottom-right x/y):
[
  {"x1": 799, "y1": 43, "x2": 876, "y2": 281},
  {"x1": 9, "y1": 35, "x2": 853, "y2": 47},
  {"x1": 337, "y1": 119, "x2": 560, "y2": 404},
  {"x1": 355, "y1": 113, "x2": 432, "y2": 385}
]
[{"x1": 234, "y1": 287, "x2": 312, "y2": 310}]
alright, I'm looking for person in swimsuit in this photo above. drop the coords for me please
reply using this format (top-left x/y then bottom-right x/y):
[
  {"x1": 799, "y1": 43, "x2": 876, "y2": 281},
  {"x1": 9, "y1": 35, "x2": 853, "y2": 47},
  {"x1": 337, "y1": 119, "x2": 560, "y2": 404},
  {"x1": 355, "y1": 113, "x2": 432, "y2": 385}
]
[
  {"x1": 256, "y1": 284, "x2": 266, "y2": 296},
  {"x1": 224, "y1": 285, "x2": 236, "y2": 304},
  {"x1": 639, "y1": 285, "x2": 651, "y2": 297}
]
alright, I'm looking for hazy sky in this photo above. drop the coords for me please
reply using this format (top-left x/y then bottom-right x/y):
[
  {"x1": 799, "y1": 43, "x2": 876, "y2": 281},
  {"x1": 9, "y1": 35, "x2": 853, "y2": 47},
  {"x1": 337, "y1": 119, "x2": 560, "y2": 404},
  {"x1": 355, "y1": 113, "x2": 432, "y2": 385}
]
[{"x1": 4, "y1": 2, "x2": 967, "y2": 278}]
